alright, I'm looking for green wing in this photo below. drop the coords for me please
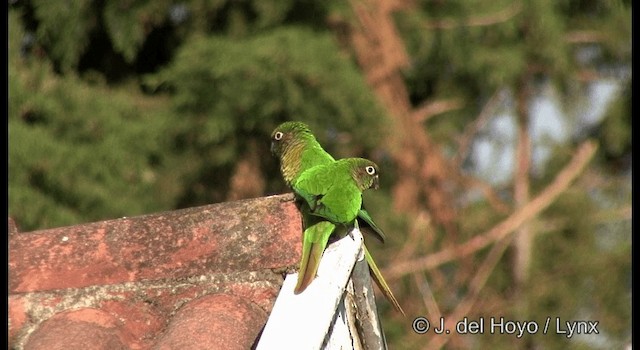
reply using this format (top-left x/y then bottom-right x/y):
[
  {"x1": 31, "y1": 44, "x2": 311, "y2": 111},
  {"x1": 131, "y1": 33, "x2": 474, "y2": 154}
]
[
  {"x1": 357, "y1": 207, "x2": 386, "y2": 243},
  {"x1": 294, "y1": 219, "x2": 336, "y2": 294},
  {"x1": 293, "y1": 161, "x2": 362, "y2": 225},
  {"x1": 292, "y1": 164, "x2": 328, "y2": 212},
  {"x1": 314, "y1": 183, "x2": 362, "y2": 224}
]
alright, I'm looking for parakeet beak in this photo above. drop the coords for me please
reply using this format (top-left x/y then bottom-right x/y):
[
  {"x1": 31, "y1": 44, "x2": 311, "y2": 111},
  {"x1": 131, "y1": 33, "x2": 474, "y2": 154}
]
[
  {"x1": 372, "y1": 175, "x2": 379, "y2": 190},
  {"x1": 270, "y1": 142, "x2": 276, "y2": 155}
]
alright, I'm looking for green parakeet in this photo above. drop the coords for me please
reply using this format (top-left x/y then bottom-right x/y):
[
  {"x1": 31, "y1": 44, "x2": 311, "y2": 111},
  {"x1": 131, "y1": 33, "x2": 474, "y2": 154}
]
[
  {"x1": 270, "y1": 122, "x2": 403, "y2": 314},
  {"x1": 292, "y1": 158, "x2": 405, "y2": 315},
  {"x1": 293, "y1": 158, "x2": 379, "y2": 225},
  {"x1": 270, "y1": 121, "x2": 385, "y2": 243},
  {"x1": 291, "y1": 157, "x2": 376, "y2": 295}
]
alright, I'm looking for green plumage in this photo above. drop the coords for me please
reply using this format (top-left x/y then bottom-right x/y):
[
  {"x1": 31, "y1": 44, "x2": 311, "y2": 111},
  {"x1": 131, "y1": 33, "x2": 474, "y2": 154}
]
[
  {"x1": 294, "y1": 220, "x2": 336, "y2": 293},
  {"x1": 271, "y1": 122, "x2": 386, "y2": 243},
  {"x1": 293, "y1": 158, "x2": 379, "y2": 224},
  {"x1": 293, "y1": 157, "x2": 405, "y2": 315},
  {"x1": 270, "y1": 121, "x2": 335, "y2": 187},
  {"x1": 271, "y1": 121, "x2": 404, "y2": 315}
]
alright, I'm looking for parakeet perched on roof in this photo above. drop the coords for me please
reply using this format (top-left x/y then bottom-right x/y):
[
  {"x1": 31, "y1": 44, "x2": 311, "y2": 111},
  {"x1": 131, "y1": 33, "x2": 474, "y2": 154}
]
[
  {"x1": 271, "y1": 122, "x2": 404, "y2": 314},
  {"x1": 271, "y1": 121, "x2": 385, "y2": 243},
  {"x1": 291, "y1": 157, "x2": 404, "y2": 315}
]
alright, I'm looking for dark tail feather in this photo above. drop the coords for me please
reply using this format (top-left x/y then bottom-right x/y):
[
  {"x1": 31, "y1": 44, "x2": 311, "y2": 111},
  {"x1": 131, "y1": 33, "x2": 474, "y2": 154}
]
[{"x1": 358, "y1": 208, "x2": 386, "y2": 243}]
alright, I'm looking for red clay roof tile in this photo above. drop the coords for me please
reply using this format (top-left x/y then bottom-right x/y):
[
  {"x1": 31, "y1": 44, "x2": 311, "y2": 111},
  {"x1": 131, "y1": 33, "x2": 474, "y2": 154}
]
[{"x1": 9, "y1": 194, "x2": 300, "y2": 349}]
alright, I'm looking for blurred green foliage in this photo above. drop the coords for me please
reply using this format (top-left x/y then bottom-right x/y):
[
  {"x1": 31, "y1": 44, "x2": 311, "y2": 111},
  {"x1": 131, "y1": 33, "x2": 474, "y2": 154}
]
[{"x1": 9, "y1": 1, "x2": 387, "y2": 227}]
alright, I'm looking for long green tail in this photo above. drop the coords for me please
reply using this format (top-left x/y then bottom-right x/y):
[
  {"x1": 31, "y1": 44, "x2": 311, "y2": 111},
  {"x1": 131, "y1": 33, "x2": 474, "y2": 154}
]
[
  {"x1": 294, "y1": 221, "x2": 336, "y2": 294},
  {"x1": 364, "y1": 245, "x2": 405, "y2": 315}
]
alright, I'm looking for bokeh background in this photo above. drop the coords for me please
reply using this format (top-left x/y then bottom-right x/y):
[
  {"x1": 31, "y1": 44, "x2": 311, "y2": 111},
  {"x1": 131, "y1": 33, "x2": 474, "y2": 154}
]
[{"x1": 9, "y1": 1, "x2": 630, "y2": 349}]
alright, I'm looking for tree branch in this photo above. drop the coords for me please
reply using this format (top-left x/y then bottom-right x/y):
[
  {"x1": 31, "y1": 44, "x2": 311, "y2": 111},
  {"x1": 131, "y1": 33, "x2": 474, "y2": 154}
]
[
  {"x1": 452, "y1": 89, "x2": 511, "y2": 214},
  {"x1": 424, "y1": 2, "x2": 523, "y2": 30},
  {"x1": 413, "y1": 272, "x2": 442, "y2": 322},
  {"x1": 457, "y1": 175, "x2": 511, "y2": 214},
  {"x1": 513, "y1": 74, "x2": 533, "y2": 285},
  {"x1": 453, "y1": 89, "x2": 505, "y2": 168},
  {"x1": 564, "y1": 30, "x2": 607, "y2": 44},
  {"x1": 411, "y1": 98, "x2": 465, "y2": 123},
  {"x1": 424, "y1": 232, "x2": 515, "y2": 349},
  {"x1": 384, "y1": 140, "x2": 598, "y2": 280}
]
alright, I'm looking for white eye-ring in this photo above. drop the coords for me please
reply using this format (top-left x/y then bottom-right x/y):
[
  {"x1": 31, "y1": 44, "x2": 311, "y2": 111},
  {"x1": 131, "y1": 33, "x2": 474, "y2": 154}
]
[
  {"x1": 365, "y1": 166, "x2": 376, "y2": 175},
  {"x1": 274, "y1": 131, "x2": 284, "y2": 141}
]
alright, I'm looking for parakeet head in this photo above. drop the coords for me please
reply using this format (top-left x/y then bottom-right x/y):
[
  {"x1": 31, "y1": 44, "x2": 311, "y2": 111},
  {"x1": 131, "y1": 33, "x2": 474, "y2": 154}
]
[
  {"x1": 270, "y1": 121, "x2": 314, "y2": 158},
  {"x1": 270, "y1": 121, "x2": 317, "y2": 185},
  {"x1": 348, "y1": 158, "x2": 380, "y2": 191}
]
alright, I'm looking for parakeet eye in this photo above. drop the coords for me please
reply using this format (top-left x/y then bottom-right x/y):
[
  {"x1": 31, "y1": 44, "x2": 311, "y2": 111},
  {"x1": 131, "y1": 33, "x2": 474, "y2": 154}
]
[
  {"x1": 365, "y1": 166, "x2": 376, "y2": 175},
  {"x1": 274, "y1": 131, "x2": 284, "y2": 141}
]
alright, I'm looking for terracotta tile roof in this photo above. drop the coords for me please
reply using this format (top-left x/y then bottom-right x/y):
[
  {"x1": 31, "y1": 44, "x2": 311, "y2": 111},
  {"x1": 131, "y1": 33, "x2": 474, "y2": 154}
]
[{"x1": 9, "y1": 194, "x2": 301, "y2": 350}]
